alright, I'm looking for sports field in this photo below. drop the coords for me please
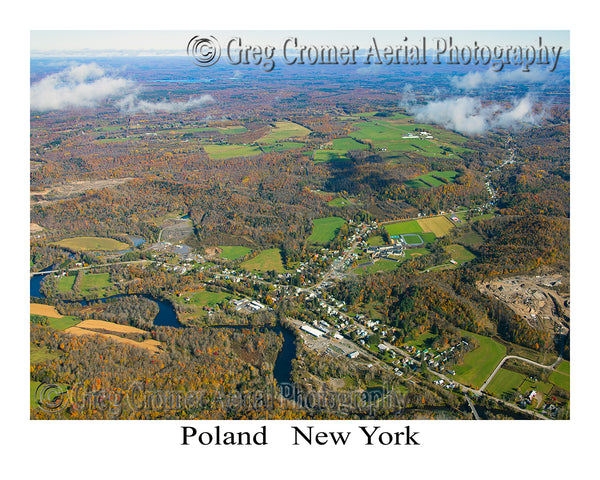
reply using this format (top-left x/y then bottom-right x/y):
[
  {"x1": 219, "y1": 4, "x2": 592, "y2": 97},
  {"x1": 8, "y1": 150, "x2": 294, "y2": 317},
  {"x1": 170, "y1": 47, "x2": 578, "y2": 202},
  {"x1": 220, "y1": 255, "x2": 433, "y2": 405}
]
[
  {"x1": 355, "y1": 259, "x2": 399, "y2": 275},
  {"x1": 218, "y1": 246, "x2": 252, "y2": 260},
  {"x1": 203, "y1": 144, "x2": 262, "y2": 160},
  {"x1": 257, "y1": 121, "x2": 311, "y2": 143},
  {"x1": 53, "y1": 236, "x2": 129, "y2": 251},
  {"x1": 385, "y1": 219, "x2": 423, "y2": 236},
  {"x1": 308, "y1": 216, "x2": 346, "y2": 244},
  {"x1": 454, "y1": 331, "x2": 506, "y2": 389},
  {"x1": 241, "y1": 248, "x2": 285, "y2": 273}
]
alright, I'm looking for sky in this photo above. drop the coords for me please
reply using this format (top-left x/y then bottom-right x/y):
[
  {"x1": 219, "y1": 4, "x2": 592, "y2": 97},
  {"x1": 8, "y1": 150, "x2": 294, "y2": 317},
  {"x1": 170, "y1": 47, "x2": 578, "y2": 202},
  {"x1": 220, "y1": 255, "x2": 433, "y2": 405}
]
[{"x1": 30, "y1": 30, "x2": 570, "y2": 56}]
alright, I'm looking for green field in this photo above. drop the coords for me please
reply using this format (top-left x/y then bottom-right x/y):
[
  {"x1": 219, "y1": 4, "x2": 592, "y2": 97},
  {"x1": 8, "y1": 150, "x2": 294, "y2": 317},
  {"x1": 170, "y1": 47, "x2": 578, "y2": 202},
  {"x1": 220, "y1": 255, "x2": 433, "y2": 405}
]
[
  {"x1": 47, "y1": 315, "x2": 80, "y2": 331},
  {"x1": 308, "y1": 216, "x2": 346, "y2": 244},
  {"x1": 203, "y1": 144, "x2": 262, "y2": 160},
  {"x1": 260, "y1": 142, "x2": 305, "y2": 153},
  {"x1": 405, "y1": 171, "x2": 460, "y2": 189},
  {"x1": 327, "y1": 197, "x2": 351, "y2": 207},
  {"x1": 218, "y1": 246, "x2": 252, "y2": 260},
  {"x1": 179, "y1": 290, "x2": 236, "y2": 308},
  {"x1": 385, "y1": 220, "x2": 423, "y2": 236},
  {"x1": 257, "y1": 121, "x2": 311, "y2": 143},
  {"x1": 79, "y1": 273, "x2": 113, "y2": 295},
  {"x1": 53, "y1": 236, "x2": 129, "y2": 251},
  {"x1": 402, "y1": 234, "x2": 425, "y2": 245},
  {"x1": 366, "y1": 235, "x2": 385, "y2": 246},
  {"x1": 30, "y1": 343, "x2": 63, "y2": 364},
  {"x1": 30, "y1": 380, "x2": 68, "y2": 409},
  {"x1": 313, "y1": 150, "x2": 349, "y2": 163},
  {"x1": 241, "y1": 248, "x2": 285, "y2": 273},
  {"x1": 456, "y1": 231, "x2": 485, "y2": 247},
  {"x1": 454, "y1": 331, "x2": 506, "y2": 389},
  {"x1": 549, "y1": 371, "x2": 570, "y2": 392},
  {"x1": 403, "y1": 332, "x2": 438, "y2": 350},
  {"x1": 354, "y1": 259, "x2": 399, "y2": 275},
  {"x1": 331, "y1": 137, "x2": 369, "y2": 151},
  {"x1": 549, "y1": 360, "x2": 570, "y2": 391},
  {"x1": 347, "y1": 120, "x2": 465, "y2": 157},
  {"x1": 485, "y1": 368, "x2": 526, "y2": 398},
  {"x1": 445, "y1": 244, "x2": 476, "y2": 264},
  {"x1": 56, "y1": 275, "x2": 76, "y2": 292}
]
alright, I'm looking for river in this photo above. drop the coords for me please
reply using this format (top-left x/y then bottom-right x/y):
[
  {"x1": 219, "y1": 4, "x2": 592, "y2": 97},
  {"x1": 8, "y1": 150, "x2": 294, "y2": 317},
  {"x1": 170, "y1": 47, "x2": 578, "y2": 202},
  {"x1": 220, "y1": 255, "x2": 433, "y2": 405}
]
[{"x1": 30, "y1": 272, "x2": 296, "y2": 387}]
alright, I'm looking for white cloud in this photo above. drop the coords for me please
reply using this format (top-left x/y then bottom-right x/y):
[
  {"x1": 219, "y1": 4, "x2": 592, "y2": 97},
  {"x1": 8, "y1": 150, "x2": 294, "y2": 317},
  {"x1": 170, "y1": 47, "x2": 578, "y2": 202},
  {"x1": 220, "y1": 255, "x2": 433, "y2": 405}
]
[
  {"x1": 30, "y1": 63, "x2": 133, "y2": 111},
  {"x1": 116, "y1": 94, "x2": 215, "y2": 113},
  {"x1": 30, "y1": 63, "x2": 216, "y2": 114},
  {"x1": 403, "y1": 95, "x2": 545, "y2": 135},
  {"x1": 450, "y1": 68, "x2": 556, "y2": 91}
]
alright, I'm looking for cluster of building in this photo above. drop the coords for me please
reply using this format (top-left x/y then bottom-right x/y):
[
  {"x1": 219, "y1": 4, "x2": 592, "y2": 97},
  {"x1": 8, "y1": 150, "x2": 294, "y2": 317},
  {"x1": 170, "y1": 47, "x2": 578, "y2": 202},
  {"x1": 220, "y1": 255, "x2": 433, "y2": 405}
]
[{"x1": 230, "y1": 298, "x2": 266, "y2": 314}]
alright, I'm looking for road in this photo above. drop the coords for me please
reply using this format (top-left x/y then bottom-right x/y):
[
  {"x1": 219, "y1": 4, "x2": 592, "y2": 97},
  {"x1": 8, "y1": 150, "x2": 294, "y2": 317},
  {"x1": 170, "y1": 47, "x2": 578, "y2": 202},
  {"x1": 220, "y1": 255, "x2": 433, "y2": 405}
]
[
  {"x1": 479, "y1": 354, "x2": 563, "y2": 393},
  {"x1": 465, "y1": 396, "x2": 480, "y2": 420},
  {"x1": 30, "y1": 259, "x2": 154, "y2": 276}
]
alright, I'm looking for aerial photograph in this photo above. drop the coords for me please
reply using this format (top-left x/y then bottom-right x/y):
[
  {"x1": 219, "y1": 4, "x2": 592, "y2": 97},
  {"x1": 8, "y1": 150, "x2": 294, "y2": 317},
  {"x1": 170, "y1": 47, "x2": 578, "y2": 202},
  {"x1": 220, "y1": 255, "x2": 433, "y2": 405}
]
[{"x1": 29, "y1": 30, "x2": 570, "y2": 422}]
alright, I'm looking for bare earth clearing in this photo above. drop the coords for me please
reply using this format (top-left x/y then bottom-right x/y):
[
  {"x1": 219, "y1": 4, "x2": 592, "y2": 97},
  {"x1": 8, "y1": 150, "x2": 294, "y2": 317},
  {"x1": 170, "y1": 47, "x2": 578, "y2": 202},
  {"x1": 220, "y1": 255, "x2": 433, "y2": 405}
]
[
  {"x1": 477, "y1": 273, "x2": 570, "y2": 335},
  {"x1": 30, "y1": 177, "x2": 134, "y2": 205}
]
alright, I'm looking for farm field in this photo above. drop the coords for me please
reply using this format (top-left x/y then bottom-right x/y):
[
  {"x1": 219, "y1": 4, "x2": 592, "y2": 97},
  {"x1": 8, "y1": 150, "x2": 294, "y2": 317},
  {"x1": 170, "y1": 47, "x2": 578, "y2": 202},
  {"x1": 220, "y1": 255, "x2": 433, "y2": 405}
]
[
  {"x1": 308, "y1": 216, "x2": 346, "y2": 244},
  {"x1": 261, "y1": 141, "x2": 305, "y2": 153},
  {"x1": 416, "y1": 215, "x2": 455, "y2": 237},
  {"x1": 176, "y1": 290, "x2": 236, "y2": 308},
  {"x1": 53, "y1": 236, "x2": 129, "y2": 251},
  {"x1": 218, "y1": 246, "x2": 252, "y2": 260},
  {"x1": 549, "y1": 360, "x2": 570, "y2": 391},
  {"x1": 65, "y1": 319, "x2": 162, "y2": 353},
  {"x1": 313, "y1": 149, "x2": 349, "y2": 163},
  {"x1": 241, "y1": 248, "x2": 285, "y2": 273},
  {"x1": 454, "y1": 331, "x2": 507, "y2": 389},
  {"x1": 30, "y1": 343, "x2": 63, "y2": 364},
  {"x1": 30, "y1": 304, "x2": 81, "y2": 330},
  {"x1": 331, "y1": 137, "x2": 369, "y2": 151},
  {"x1": 456, "y1": 231, "x2": 485, "y2": 247},
  {"x1": 485, "y1": 368, "x2": 527, "y2": 397},
  {"x1": 30, "y1": 303, "x2": 63, "y2": 318},
  {"x1": 257, "y1": 121, "x2": 311, "y2": 143},
  {"x1": 78, "y1": 273, "x2": 114, "y2": 295},
  {"x1": 202, "y1": 144, "x2": 262, "y2": 160},
  {"x1": 405, "y1": 170, "x2": 460, "y2": 189},
  {"x1": 56, "y1": 275, "x2": 76, "y2": 292},
  {"x1": 456, "y1": 212, "x2": 496, "y2": 222},
  {"x1": 327, "y1": 197, "x2": 351, "y2": 207},
  {"x1": 445, "y1": 244, "x2": 476, "y2": 264}
]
